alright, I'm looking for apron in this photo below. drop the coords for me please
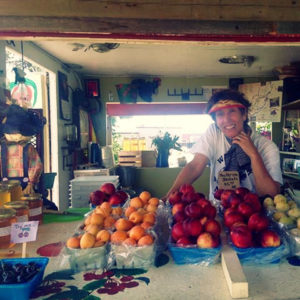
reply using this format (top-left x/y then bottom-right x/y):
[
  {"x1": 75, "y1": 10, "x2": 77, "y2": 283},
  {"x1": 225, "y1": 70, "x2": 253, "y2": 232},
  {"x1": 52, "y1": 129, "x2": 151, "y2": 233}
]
[{"x1": 1, "y1": 141, "x2": 30, "y2": 189}]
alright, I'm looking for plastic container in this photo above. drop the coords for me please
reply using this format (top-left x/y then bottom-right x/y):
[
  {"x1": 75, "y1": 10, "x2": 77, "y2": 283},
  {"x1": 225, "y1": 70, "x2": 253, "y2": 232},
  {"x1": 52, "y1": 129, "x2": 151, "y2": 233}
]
[
  {"x1": 4, "y1": 201, "x2": 29, "y2": 223},
  {"x1": 6, "y1": 180, "x2": 22, "y2": 202},
  {"x1": 0, "y1": 184, "x2": 11, "y2": 205},
  {"x1": 0, "y1": 257, "x2": 49, "y2": 300},
  {"x1": 0, "y1": 208, "x2": 17, "y2": 249},
  {"x1": 20, "y1": 194, "x2": 43, "y2": 224}
]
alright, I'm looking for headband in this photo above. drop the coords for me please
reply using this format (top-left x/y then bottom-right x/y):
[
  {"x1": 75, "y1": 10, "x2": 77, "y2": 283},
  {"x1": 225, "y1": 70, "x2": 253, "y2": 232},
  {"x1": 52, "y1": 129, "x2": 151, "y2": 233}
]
[{"x1": 208, "y1": 99, "x2": 246, "y2": 114}]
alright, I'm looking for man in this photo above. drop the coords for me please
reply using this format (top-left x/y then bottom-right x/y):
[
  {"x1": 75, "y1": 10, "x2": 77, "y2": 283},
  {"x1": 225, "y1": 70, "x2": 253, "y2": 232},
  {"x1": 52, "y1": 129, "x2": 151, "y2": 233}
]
[{"x1": 166, "y1": 89, "x2": 282, "y2": 201}]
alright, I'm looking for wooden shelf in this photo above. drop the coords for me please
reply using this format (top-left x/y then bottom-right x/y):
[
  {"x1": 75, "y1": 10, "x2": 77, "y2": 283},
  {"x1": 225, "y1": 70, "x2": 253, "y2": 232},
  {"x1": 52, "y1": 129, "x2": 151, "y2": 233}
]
[
  {"x1": 282, "y1": 99, "x2": 300, "y2": 110},
  {"x1": 280, "y1": 151, "x2": 300, "y2": 156}
]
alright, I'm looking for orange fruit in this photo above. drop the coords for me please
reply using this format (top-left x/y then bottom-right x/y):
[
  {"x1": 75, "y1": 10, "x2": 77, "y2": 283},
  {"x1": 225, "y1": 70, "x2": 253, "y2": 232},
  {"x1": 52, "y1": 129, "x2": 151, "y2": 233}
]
[
  {"x1": 90, "y1": 213, "x2": 105, "y2": 226},
  {"x1": 125, "y1": 206, "x2": 136, "y2": 218},
  {"x1": 139, "y1": 191, "x2": 151, "y2": 204},
  {"x1": 95, "y1": 207, "x2": 110, "y2": 218},
  {"x1": 85, "y1": 224, "x2": 101, "y2": 236},
  {"x1": 66, "y1": 236, "x2": 80, "y2": 249},
  {"x1": 138, "y1": 234, "x2": 154, "y2": 246},
  {"x1": 129, "y1": 225, "x2": 145, "y2": 241},
  {"x1": 104, "y1": 216, "x2": 116, "y2": 229},
  {"x1": 130, "y1": 197, "x2": 143, "y2": 209},
  {"x1": 146, "y1": 204, "x2": 157, "y2": 213},
  {"x1": 143, "y1": 213, "x2": 156, "y2": 225},
  {"x1": 123, "y1": 237, "x2": 137, "y2": 246},
  {"x1": 96, "y1": 229, "x2": 111, "y2": 242},
  {"x1": 80, "y1": 232, "x2": 96, "y2": 249},
  {"x1": 112, "y1": 207, "x2": 123, "y2": 216},
  {"x1": 100, "y1": 202, "x2": 112, "y2": 213},
  {"x1": 114, "y1": 218, "x2": 134, "y2": 231},
  {"x1": 148, "y1": 197, "x2": 159, "y2": 206},
  {"x1": 94, "y1": 240, "x2": 105, "y2": 248},
  {"x1": 111, "y1": 230, "x2": 128, "y2": 244},
  {"x1": 129, "y1": 211, "x2": 144, "y2": 224}
]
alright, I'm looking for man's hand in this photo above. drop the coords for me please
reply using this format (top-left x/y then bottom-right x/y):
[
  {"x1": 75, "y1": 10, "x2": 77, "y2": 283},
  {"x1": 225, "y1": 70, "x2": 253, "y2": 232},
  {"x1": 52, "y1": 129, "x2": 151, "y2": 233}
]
[{"x1": 232, "y1": 131, "x2": 258, "y2": 159}]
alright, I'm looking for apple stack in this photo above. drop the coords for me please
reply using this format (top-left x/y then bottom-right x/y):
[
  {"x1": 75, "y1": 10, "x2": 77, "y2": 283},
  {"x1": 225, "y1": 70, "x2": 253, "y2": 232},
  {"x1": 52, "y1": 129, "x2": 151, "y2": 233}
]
[
  {"x1": 215, "y1": 188, "x2": 286, "y2": 264},
  {"x1": 168, "y1": 184, "x2": 221, "y2": 265},
  {"x1": 89, "y1": 182, "x2": 129, "y2": 207}
]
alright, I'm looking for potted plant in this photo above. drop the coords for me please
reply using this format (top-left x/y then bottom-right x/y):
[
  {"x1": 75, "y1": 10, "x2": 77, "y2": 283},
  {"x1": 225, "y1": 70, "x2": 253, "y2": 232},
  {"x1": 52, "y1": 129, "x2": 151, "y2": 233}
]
[{"x1": 151, "y1": 132, "x2": 182, "y2": 167}]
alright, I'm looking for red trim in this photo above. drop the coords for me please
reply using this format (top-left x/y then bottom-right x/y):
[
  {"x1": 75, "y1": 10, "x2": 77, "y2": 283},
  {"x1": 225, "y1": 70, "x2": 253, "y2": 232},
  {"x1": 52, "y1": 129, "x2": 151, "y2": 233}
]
[
  {"x1": 2, "y1": 31, "x2": 300, "y2": 42},
  {"x1": 106, "y1": 103, "x2": 207, "y2": 116}
]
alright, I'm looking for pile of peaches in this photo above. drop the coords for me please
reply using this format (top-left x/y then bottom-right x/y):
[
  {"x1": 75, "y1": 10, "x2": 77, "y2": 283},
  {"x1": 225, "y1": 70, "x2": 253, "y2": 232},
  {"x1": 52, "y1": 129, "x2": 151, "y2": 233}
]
[
  {"x1": 66, "y1": 190, "x2": 159, "y2": 250},
  {"x1": 168, "y1": 184, "x2": 221, "y2": 248},
  {"x1": 214, "y1": 187, "x2": 281, "y2": 248}
]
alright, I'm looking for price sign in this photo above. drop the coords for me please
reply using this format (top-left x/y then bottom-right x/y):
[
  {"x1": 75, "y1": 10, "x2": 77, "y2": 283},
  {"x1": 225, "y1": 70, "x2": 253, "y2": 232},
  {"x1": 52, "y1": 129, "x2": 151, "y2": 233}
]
[
  {"x1": 218, "y1": 171, "x2": 240, "y2": 190},
  {"x1": 11, "y1": 221, "x2": 39, "y2": 244}
]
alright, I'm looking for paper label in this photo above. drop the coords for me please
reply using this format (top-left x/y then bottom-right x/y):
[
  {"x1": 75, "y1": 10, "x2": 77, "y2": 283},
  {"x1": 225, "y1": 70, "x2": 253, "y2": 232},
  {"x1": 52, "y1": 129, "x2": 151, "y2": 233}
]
[
  {"x1": 10, "y1": 221, "x2": 39, "y2": 243},
  {"x1": 0, "y1": 226, "x2": 10, "y2": 237},
  {"x1": 29, "y1": 207, "x2": 42, "y2": 217},
  {"x1": 218, "y1": 171, "x2": 240, "y2": 189}
]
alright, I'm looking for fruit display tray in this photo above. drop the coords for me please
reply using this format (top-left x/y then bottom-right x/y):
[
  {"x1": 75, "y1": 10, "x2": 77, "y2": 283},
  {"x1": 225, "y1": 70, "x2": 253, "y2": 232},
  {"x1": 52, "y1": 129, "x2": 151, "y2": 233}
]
[
  {"x1": 0, "y1": 257, "x2": 49, "y2": 300},
  {"x1": 168, "y1": 243, "x2": 221, "y2": 265},
  {"x1": 231, "y1": 243, "x2": 287, "y2": 265}
]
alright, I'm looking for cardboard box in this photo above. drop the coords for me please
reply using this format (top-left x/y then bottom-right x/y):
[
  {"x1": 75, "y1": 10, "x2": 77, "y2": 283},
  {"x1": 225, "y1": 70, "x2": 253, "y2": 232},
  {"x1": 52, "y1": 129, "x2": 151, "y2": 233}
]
[{"x1": 118, "y1": 151, "x2": 156, "y2": 167}]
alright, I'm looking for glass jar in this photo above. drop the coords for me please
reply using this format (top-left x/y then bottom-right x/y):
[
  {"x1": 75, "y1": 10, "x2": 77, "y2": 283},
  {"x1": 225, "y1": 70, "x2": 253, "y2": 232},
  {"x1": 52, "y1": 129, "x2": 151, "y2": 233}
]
[
  {"x1": 0, "y1": 184, "x2": 11, "y2": 206},
  {"x1": 0, "y1": 208, "x2": 17, "y2": 249},
  {"x1": 4, "y1": 201, "x2": 29, "y2": 223},
  {"x1": 6, "y1": 180, "x2": 23, "y2": 202},
  {"x1": 20, "y1": 193, "x2": 43, "y2": 224}
]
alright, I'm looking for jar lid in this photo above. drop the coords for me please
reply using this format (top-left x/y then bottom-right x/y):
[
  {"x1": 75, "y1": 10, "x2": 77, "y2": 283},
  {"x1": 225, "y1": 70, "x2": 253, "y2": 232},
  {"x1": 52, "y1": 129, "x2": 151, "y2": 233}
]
[
  {"x1": 4, "y1": 201, "x2": 29, "y2": 210},
  {"x1": 21, "y1": 193, "x2": 42, "y2": 201},
  {"x1": 0, "y1": 208, "x2": 16, "y2": 219}
]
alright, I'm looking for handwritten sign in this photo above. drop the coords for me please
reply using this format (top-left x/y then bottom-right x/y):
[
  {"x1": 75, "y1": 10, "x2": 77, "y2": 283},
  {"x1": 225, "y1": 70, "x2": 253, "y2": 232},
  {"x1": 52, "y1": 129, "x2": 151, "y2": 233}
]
[
  {"x1": 11, "y1": 221, "x2": 39, "y2": 244},
  {"x1": 218, "y1": 171, "x2": 240, "y2": 190}
]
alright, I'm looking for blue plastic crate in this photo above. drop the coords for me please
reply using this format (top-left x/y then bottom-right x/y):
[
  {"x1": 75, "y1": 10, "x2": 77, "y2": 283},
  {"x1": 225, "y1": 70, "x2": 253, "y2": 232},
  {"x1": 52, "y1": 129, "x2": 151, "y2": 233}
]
[
  {"x1": 168, "y1": 243, "x2": 221, "y2": 265},
  {"x1": 0, "y1": 257, "x2": 49, "y2": 300}
]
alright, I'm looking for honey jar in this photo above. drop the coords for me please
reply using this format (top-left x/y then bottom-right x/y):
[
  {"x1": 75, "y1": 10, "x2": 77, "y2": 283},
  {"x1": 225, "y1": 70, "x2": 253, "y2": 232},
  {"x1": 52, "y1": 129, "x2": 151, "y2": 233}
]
[
  {"x1": 4, "y1": 201, "x2": 29, "y2": 223},
  {"x1": 0, "y1": 208, "x2": 17, "y2": 249},
  {"x1": 20, "y1": 193, "x2": 43, "y2": 224},
  {"x1": 0, "y1": 184, "x2": 11, "y2": 206},
  {"x1": 6, "y1": 180, "x2": 23, "y2": 202}
]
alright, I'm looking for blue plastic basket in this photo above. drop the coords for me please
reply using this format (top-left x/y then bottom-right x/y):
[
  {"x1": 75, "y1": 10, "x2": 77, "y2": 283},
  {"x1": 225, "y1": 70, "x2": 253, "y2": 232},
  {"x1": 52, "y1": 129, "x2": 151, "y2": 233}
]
[
  {"x1": 0, "y1": 257, "x2": 49, "y2": 300},
  {"x1": 168, "y1": 243, "x2": 221, "y2": 265}
]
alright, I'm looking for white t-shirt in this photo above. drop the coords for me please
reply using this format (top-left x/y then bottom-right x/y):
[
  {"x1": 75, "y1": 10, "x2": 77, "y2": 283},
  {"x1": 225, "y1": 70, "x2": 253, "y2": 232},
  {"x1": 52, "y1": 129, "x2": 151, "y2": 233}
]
[{"x1": 191, "y1": 123, "x2": 283, "y2": 200}]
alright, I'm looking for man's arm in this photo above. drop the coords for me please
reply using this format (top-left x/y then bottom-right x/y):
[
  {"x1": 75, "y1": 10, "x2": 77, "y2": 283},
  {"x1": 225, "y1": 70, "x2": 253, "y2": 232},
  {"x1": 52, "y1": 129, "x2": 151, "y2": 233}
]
[{"x1": 164, "y1": 153, "x2": 209, "y2": 200}]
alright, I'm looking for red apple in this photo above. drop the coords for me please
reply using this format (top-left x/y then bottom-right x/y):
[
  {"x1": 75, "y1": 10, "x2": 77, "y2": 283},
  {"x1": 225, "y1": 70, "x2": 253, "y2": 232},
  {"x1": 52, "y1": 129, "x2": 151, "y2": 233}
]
[
  {"x1": 230, "y1": 224, "x2": 253, "y2": 248},
  {"x1": 224, "y1": 211, "x2": 244, "y2": 228},
  {"x1": 185, "y1": 203, "x2": 202, "y2": 218},
  {"x1": 244, "y1": 193, "x2": 262, "y2": 212},
  {"x1": 199, "y1": 216, "x2": 208, "y2": 226},
  {"x1": 228, "y1": 193, "x2": 242, "y2": 208},
  {"x1": 108, "y1": 193, "x2": 123, "y2": 206},
  {"x1": 176, "y1": 236, "x2": 193, "y2": 247},
  {"x1": 260, "y1": 229, "x2": 280, "y2": 247},
  {"x1": 204, "y1": 219, "x2": 221, "y2": 237},
  {"x1": 171, "y1": 222, "x2": 185, "y2": 241},
  {"x1": 196, "y1": 198, "x2": 210, "y2": 209},
  {"x1": 183, "y1": 219, "x2": 203, "y2": 237},
  {"x1": 168, "y1": 191, "x2": 182, "y2": 205},
  {"x1": 89, "y1": 190, "x2": 106, "y2": 206},
  {"x1": 172, "y1": 203, "x2": 185, "y2": 215},
  {"x1": 235, "y1": 187, "x2": 249, "y2": 198},
  {"x1": 197, "y1": 232, "x2": 219, "y2": 248},
  {"x1": 182, "y1": 191, "x2": 198, "y2": 203},
  {"x1": 238, "y1": 202, "x2": 255, "y2": 219},
  {"x1": 100, "y1": 182, "x2": 116, "y2": 196},
  {"x1": 221, "y1": 190, "x2": 235, "y2": 208},
  {"x1": 213, "y1": 189, "x2": 224, "y2": 200},
  {"x1": 116, "y1": 190, "x2": 128, "y2": 201},
  {"x1": 203, "y1": 204, "x2": 217, "y2": 219},
  {"x1": 224, "y1": 207, "x2": 237, "y2": 218},
  {"x1": 179, "y1": 184, "x2": 195, "y2": 195},
  {"x1": 248, "y1": 213, "x2": 269, "y2": 232},
  {"x1": 173, "y1": 210, "x2": 187, "y2": 223}
]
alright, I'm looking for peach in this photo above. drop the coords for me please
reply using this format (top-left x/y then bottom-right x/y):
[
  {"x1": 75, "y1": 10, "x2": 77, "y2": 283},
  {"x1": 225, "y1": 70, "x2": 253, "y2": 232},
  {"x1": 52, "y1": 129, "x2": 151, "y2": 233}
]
[
  {"x1": 137, "y1": 234, "x2": 154, "y2": 246},
  {"x1": 130, "y1": 197, "x2": 144, "y2": 209},
  {"x1": 84, "y1": 215, "x2": 91, "y2": 226},
  {"x1": 66, "y1": 236, "x2": 80, "y2": 249},
  {"x1": 139, "y1": 191, "x2": 151, "y2": 204},
  {"x1": 90, "y1": 213, "x2": 105, "y2": 226},
  {"x1": 104, "y1": 216, "x2": 116, "y2": 229},
  {"x1": 80, "y1": 232, "x2": 96, "y2": 249},
  {"x1": 94, "y1": 240, "x2": 105, "y2": 248},
  {"x1": 114, "y1": 218, "x2": 134, "y2": 231},
  {"x1": 146, "y1": 204, "x2": 157, "y2": 213},
  {"x1": 85, "y1": 224, "x2": 101, "y2": 236},
  {"x1": 148, "y1": 197, "x2": 159, "y2": 206},
  {"x1": 129, "y1": 211, "x2": 144, "y2": 224},
  {"x1": 112, "y1": 206, "x2": 123, "y2": 216},
  {"x1": 143, "y1": 213, "x2": 156, "y2": 225},
  {"x1": 129, "y1": 225, "x2": 145, "y2": 241},
  {"x1": 95, "y1": 207, "x2": 110, "y2": 217},
  {"x1": 125, "y1": 206, "x2": 136, "y2": 218},
  {"x1": 100, "y1": 202, "x2": 112, "y2": 215},
  {"x1": 137, "y1": 208, "x2": 148, "y2": 215},
  {"x1": 96, "y1": 229, "x2": 111, "y2": 242},
  {"x1": 111, "y1": 230, "x2": 128, "y2": 244},
  {"x1": 141, "y1": 221, "x2": 153, "y2": 230},
  {"x1": 123, "y1": 237, "x2": 137, "y2": 246}
]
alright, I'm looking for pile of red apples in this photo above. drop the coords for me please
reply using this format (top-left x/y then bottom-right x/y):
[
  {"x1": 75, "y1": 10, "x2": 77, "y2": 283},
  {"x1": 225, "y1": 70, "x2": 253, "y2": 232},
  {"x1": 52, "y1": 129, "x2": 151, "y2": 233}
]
[
  {"x1": 214, "y1": 187, "x2": 281, "y2": 248},
  {"x1": 89, "y1": 183, "x2": 128, "y2": 206},
  {"x1": 168, "y1": 184, "x2": 221, "y2": 248}
]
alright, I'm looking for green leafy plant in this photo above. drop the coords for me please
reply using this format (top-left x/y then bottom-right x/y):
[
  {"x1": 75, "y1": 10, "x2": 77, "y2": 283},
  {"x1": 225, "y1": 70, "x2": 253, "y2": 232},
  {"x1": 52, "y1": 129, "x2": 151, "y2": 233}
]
[{"x1": 151, "y1": 131, "x2": 182, "y2": 154}]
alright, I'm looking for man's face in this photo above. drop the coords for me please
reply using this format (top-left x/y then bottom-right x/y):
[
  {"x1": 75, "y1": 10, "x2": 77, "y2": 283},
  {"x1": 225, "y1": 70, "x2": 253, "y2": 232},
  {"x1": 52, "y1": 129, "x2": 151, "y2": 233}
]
[{"x1": 215, "y1": 107, "x2": 246, "y2": 139}]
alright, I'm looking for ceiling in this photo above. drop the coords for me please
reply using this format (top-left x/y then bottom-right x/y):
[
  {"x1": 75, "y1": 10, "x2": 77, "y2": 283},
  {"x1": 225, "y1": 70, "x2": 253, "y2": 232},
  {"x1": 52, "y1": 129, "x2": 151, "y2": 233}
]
[{"x1": 33, "y1": 40, "x2": 300, "y2": 78}]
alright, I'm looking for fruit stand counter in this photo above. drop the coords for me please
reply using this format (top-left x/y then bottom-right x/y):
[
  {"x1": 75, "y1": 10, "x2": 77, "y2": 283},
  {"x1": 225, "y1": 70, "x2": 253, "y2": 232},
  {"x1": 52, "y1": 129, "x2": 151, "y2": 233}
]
[{"x1": 1, "y1": 220, "x2": 300, "y2": 300}]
